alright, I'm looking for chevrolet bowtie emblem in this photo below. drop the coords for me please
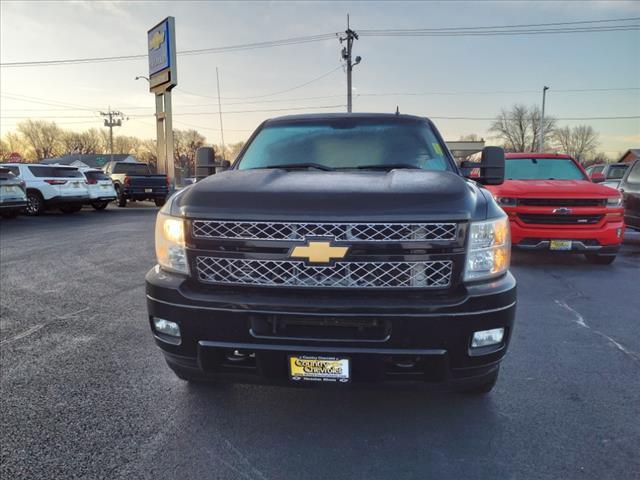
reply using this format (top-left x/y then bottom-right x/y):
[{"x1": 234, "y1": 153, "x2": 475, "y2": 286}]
[
  {"x1": 290, "y1": 240, "x2": 349, "y2": 264},
  {"x1": 149, "y1": 31, "x2": 165, "y2": 50}
]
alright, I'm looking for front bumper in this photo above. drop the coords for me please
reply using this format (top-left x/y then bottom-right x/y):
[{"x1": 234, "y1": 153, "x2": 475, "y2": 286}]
[
  {"x1": 146, "y1": 267, "x2": 517, "y2": 387},
  {"x1": 507, "y1": 213, "x2": 624, "y2": 252},
  {"x1": 89, "y1": 196, "x2": 116, "y2": 202},
  {"x1": 0, "y1": 199, "x2": 27, "y2": 210},
  {"x1": 46, "y1": 195, "x2": 90, "y2": 205}
]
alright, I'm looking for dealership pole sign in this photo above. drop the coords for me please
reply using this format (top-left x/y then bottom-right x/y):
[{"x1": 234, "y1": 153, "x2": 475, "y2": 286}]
[
  {"x1": 147, "y1": 16, "x2": 177, "y2": 93},
  {"x1": 147, "y1": 16, "x2": 176, "y2": 184}
]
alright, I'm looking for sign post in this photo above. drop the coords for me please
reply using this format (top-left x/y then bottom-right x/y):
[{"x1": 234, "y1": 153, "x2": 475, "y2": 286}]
[{"x1": 147, "y1": 17, "x2": 177, "y2": 186}]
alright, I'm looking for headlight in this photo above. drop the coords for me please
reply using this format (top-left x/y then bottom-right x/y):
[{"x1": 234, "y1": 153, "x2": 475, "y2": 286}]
[
  {"x1": 155, "y1": 212, "x2": 189, "y2": 274},
  {"x1": 494, "y1": 196, "x2": 517, "y2": 207},
  {"x1": 606, "y1": 196, "x2": 622, "y2": 208},
  {"x1": 464, "y1": 216, "x2": 511, "y2": 282}
]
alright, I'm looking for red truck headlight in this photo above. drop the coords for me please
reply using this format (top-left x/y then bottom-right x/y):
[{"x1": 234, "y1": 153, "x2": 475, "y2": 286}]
[
  {"x1": 606, "y1": 196, "x2": 622, "y2": 208},
  {"x1": 494, "y1": 196, "x2": 518, "y2": 207}
]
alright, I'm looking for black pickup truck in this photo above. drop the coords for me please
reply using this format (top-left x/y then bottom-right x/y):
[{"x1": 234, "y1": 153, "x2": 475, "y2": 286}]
[
  {"x1": 103, "y1": 161, "x2": 168, "y2": 207},
  {"x1": 146, "y1": 113, "x2": 517, "y2": 394}
]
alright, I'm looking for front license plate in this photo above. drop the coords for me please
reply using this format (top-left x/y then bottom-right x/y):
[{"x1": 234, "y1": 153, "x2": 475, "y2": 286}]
[
  {"x1": 145, "y1": 188, "x2": 153, "y2": 193},
  {"x1": 550, "y1": 240, "x2": 572, "y2": 251},
  {"x1": 289, "y1": 355, "x2": 350, "y2": 383}
]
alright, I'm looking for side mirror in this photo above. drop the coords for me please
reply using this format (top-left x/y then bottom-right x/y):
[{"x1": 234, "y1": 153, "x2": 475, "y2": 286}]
[
  {"x1": 195, "y1": 147, "x2": 217, "y2": 181},
  {"x1": 590, "y1": 172, "x2": 605, "y2": 183},
  {"x1": 461, "y1": 146, "x2": 505, "y2": 185},
  {"x1": 216, "y1": 160, "x2": 231, "y2": 173}
]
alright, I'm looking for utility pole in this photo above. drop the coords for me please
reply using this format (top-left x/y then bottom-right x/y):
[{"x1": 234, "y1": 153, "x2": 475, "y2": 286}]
[
  {"x1": 539, "y1": 86, "x2": 549, "y2": 152},
  {"x1": 216, "y1": 67, "x2": 226, "y2": 159},
  {"x1": 100, "y1": 107, "x2": 126, "y2": 161},
  {"x1": 340, "y1": 15, "x2": 360, "y2": 113}
]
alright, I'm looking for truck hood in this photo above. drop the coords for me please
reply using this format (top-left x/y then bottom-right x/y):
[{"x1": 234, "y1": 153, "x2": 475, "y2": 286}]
[
  {"x1": 175, "y1": 169, "x2": 486, "y2": 221},
  {"x1": 488, "y1": 179, "x2": 620, "y2": 198}
]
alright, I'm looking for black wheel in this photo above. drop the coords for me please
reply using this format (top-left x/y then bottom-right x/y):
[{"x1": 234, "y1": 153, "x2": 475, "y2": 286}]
[
  {"x1": 25, "y1": 191, "x2": 44, "y2": 216},
  {"x1": 455, "y1": 368, "x2": 499, "y2": 395},
  {"x1": 60, "y1": 204, "x2": 82, "y2": 214},
  {"x1": 154, "y1": 198, "x2": 166, "y2": 207},
  {"x1": 91, "y1": 201, "x2": 109, "y2": 210},
  {"x1": 116, "y1": 187, "x2": 127, "y2": 208},
  {"x1": 585, "y1": 254, "x2": 616, "y2": 265}
]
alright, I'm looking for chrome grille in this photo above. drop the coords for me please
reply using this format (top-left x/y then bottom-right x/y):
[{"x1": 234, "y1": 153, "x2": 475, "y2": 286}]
[
  {"x1": 192, "y1": 221, "x2": 457, "y2": 242},
  {"x1": 195, "y1": 257, "x2": 453, "y2": 289}
]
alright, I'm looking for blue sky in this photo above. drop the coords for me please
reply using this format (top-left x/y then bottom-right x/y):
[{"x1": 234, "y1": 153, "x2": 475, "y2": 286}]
[{"x1": 1, "y1": 0, "x2": 638, "y2": 155}]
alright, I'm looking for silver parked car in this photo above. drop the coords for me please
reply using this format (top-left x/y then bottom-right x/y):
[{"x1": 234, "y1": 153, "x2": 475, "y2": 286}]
[{"x1": 0, "y1": 166, "x2": 27, "y2": 219}]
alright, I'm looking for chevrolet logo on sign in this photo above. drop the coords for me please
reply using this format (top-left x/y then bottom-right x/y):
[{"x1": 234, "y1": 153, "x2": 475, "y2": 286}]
[
  {"x1": 290, "y1": 240, "x2": 349, "y2": 264},
  {"x1": 149, "y1": 30, "x2": 165, "y2": 50}
]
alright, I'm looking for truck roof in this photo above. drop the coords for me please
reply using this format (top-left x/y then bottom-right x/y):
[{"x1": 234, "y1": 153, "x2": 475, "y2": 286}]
[
  {"x1": 264, "y1": 112, "x2": 428, "y2": 125},
  {"x1": 505, "y1": 153, "x2": 573, "y2": 159}
]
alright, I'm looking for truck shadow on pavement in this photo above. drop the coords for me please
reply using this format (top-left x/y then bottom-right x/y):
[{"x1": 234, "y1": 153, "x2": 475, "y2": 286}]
[{"x1": 144, "y1": 381, "x2": 509, "y2": 478}]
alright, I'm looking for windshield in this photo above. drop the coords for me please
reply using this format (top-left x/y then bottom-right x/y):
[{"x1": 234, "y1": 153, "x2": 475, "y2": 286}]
[
  {"x1": 85, "y1": 171, "x2": 110, "y2": 181},
  {"x1": 505, "y1": 158, "x2": 586, "y2": 180},
  {"x1": 113, "y1": 163, "x2": 151, "y2": 175},
  {"x1": 607, "y1": 165, "x2": 628, "y2": 179},
  {"x1": 236, "y1": 118, "x2": 453, "y2": 171}
]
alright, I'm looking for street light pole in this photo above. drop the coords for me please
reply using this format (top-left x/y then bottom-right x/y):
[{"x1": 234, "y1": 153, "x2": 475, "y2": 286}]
[
  {"x1": 539, "y1": 86, "x2": 549, "y2": 152},
  {"x1": 216, "y1": 67, "x2": 226, "y2": 159}
]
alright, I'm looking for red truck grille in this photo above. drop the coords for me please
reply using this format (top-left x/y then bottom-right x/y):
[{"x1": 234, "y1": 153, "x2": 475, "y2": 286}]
[
  {"x1": 518, "y1": 213, "x2": 603, "y2": 225},
  {"x1": 518, "y1": 198, "x2": 605, "y2": 207}
]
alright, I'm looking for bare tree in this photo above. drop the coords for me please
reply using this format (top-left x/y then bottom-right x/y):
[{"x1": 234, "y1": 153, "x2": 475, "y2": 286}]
[
  {"x1": 1, "y1": 132, "x2": 27, "y2": 159},
  {"x1": 583, "y1": 151, "x2": 610, "y2": 167},
  {"x1": 112, "y1": 135, "x2": 141, "y2": 155},
  {"x1": 459, "y1": 134, "x2": 482, "y2": 142},
  {"x1": 135, "y1": 139, "x2": 158, "y2": 171},
  {"x1": 16, "y1": 120, "x2": 64, "y2": 160},
  {"x1": 490, "y1": 104, "x2": 556, "y2": 152},
  {"x1": 174, "y1": 129, "x2": 206, "y2": 176},
  {"x1": 552, "y1": 125, "x2": 599, "y2": 163},
  {"x1": 219, "y1": 141, "x2": 245, "y2": 162}
]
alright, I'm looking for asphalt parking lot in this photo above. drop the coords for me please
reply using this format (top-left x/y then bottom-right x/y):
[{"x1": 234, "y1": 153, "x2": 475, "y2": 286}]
[{"x1": 1, "y1": 205, "x2": 639, "y2": 480}]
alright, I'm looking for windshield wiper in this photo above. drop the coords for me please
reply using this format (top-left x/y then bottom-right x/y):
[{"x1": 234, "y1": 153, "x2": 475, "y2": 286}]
[
  {"x1": 354, "y1": 163, "x2": 421, "y2": 170},
  {"x1": 259, "y1": 163, "x2": 334, "y2": 171}
]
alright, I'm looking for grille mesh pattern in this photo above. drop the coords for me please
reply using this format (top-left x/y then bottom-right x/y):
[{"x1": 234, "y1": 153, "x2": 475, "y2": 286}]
[
  {"x1": 192, "y1": 221, "x2": 457, "y2": 242},
  {"x1": 196, "y1": 257, "x2": 453, "y2": 289}
]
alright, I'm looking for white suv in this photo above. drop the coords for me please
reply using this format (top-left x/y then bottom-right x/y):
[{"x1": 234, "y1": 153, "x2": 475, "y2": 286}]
[
  {"x1": 0, "y1": 163, "x2": 90, "y2": 215},
  {"x1": 80, "y1": 168, "x2": 117, "y2": 210}
]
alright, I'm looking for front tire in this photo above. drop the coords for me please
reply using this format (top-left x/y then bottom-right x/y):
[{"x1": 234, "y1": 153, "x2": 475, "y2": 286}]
[
  {"x1": 25, "y1": 191, "x2": 44, "y2": 216},
  {"x1": 91, "y1": 201, "x2": 109, "y2": 210},
  {"x1": 585, "y1": 253, "x2": 616, "y2": 265},
  {"x1": 116, "y1": 187, "x2": 127, "y2": 208}
]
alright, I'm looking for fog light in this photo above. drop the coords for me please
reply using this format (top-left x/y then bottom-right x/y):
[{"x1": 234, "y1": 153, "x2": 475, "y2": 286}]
[
  {"x1": 471, "y1": 328, "x2": 504, "y2": 348},
  {"x1": 153, "y1": 318, "x2": 181, "y2": 338},
  {"x1": 617, "y1": 228, "x2": 622, "y2": 238}
]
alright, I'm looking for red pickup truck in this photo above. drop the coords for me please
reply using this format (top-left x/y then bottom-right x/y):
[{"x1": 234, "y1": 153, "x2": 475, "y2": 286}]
[{"x1": 485, "y1": 153, "x2": 624, "y2": 264}]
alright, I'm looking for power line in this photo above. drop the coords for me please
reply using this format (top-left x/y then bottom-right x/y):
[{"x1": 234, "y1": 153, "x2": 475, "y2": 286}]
[
  {"x1": 178, "y1": 65, "x2": 344, "y2": 101},
  {"x1": 359, "y1": 16, "x2": 640, "y2": 34},
  {"x1": 3, "y1": 17, "x2": 637, "y2": 68},
  {"x1": 0, "y1": 93, "x2": 100, "y2": 111},
  {"x1": 3, "y1": 86, "x2": 637, "y2": 114},
  {"x1": 360, "y1": 26, "x2": 640, "y2": 37},
  {"x1": 0, "y1": 33, "x2": 340, "y2": 68}
]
